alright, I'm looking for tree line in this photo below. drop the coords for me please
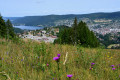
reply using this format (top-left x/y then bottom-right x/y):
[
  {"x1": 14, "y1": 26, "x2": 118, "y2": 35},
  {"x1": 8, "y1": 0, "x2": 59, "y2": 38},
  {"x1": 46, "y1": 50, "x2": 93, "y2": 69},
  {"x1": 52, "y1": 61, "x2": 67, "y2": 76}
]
[
  {"x1": 54, "y1": 18, "x2": 99, "y2": 47},
  {"x1": 0, "y1": 15, "x2": 15, "y2": 39}
]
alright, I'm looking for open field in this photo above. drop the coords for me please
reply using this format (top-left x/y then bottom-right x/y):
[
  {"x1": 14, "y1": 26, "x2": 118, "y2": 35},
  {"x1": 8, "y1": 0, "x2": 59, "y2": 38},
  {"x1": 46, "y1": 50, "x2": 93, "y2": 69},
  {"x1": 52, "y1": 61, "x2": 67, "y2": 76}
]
[{"x1": 0, "y1": 39, "x2": 120, "y2": 80}]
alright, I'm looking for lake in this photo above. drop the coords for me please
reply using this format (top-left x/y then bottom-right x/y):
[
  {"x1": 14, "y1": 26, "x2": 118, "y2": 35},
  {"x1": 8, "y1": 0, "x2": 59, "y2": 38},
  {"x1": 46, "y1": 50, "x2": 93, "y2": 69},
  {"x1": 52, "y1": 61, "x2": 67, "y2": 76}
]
[{"x1": 14, "y1": 26, "x2": 44, "y2": 30}]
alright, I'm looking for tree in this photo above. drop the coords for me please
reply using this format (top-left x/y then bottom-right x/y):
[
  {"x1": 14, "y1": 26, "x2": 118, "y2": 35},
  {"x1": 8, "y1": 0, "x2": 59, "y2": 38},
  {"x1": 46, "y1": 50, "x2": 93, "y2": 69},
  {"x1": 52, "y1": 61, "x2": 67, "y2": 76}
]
[
  {"x1": 6, "y1": 19, "x2": 15, "y2": 38},
  {"x1": 0, "y1": 16, "x2": 7, "y2": 37},
  {"x1": 54, "y1": 18, "x2": 99, "y2": 47},
  {"x1": 72, "y1": 17, "x2": 78, "y2": 44}
]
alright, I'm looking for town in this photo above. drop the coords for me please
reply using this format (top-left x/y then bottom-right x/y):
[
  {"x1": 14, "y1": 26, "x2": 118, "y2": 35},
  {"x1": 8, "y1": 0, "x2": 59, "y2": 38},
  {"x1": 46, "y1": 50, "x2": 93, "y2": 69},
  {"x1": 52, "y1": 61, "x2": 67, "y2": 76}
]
[
  {"x1": 15, "y1": 18, "x2": 120, "y2": 44},
  {"x1": 19, "y1": 27, "x2": 59, "y2": 43}
]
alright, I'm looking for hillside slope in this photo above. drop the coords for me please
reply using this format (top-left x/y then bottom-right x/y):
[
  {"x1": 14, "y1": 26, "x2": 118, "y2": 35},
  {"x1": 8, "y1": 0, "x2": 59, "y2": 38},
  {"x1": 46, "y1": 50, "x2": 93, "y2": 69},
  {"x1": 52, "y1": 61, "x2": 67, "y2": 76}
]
[
  {"x1": 12, "y1": 11, "x2": 120, "y2": 26},
  {"x1": 0, "y1": 38, "x2": 120, "y2": 80}
]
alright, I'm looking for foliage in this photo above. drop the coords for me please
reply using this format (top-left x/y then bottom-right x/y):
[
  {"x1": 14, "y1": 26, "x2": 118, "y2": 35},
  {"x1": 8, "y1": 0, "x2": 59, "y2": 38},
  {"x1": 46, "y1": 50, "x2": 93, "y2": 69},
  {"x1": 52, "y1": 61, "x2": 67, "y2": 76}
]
[
  {"x1": 0, "y1": 16, "x2": 16, "y2": 39},
  {"x1": 0, "y1": 16, "x2": 7, "y2": 37},
  {"x1": 54, "y1": 18, "x2": 99, "y2": 47},
  {"x1": 96, "y1": 32, "x2": 120, "y2": 48},
  {"x1": 14, "y1": 27, "x2": 24, "y2": 34},
  {"x1": 6, "y1": 19, "x2": 16, "y2": 38}
]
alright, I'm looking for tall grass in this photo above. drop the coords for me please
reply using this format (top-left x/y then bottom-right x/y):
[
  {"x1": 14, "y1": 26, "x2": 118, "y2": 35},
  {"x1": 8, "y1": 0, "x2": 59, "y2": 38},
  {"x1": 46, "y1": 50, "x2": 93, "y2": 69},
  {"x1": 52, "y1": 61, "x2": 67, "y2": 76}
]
[{"x1": 0, "y1": 39, "x2": 120, "y2": 80}]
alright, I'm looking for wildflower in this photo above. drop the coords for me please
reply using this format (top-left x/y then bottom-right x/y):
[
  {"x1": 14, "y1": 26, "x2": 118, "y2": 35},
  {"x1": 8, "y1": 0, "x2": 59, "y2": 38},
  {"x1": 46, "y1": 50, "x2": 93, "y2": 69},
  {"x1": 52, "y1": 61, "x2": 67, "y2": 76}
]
[
  {"x1": 57, "y1": 54, "x2": 61, "y2": 57},
  {"x1": 21, "y1": 59, "x2": 23, "y2": 61},
  {"x1": 47, "y1": 64, "x2": 49, "y2": 66},
  {"x1": 53, "y1": 57, "x2": 59, "y2": 62},
  {"x1": 111, "y1": 65, "x2": 114, "y2": 67},
  {"x1": 67, "y1": 74, "x2": 73, "y2": 80},
  {"x1": 67, "y1": 74, "x2": 73, "y2": 78},
  {"x1": 89, "y1": 68, "x2": 92, "y2": 70},
  {"x1": 91, "y1": 63, "x2": 95, "y2": 65},
  {"x1": 112, "y1": 68, "x2": 115, "y2": 70},
  {"x1": 53, "y1": 57, "x2": 60, "y2": 71}
]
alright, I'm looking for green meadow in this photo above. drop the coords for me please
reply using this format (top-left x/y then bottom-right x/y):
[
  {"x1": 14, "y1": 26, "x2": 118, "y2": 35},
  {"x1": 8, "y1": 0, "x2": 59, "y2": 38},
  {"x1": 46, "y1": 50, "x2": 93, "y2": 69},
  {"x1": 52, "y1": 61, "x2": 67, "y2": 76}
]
[{"x1": 0, "y1": 39, "x2": 120, "y2": 80}]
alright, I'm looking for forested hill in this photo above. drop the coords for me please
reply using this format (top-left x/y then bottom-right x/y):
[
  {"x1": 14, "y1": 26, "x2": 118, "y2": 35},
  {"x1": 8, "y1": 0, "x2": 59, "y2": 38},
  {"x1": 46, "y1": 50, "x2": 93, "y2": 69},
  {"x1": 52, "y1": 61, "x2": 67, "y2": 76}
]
[
  {"x1": 11, "y1": 11, "x2": 120, "y2": 26},
  {"x1": 3, "y1": 17, "x2": 21, "y2": 22}
]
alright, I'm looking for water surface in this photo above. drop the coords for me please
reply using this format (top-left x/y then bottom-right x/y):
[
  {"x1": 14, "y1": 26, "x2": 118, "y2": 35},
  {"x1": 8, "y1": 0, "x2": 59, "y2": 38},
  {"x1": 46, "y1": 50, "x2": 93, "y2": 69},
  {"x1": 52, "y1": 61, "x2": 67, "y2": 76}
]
[{"x1": 14, "y1": 26, "x2": 44, "y2": 30}]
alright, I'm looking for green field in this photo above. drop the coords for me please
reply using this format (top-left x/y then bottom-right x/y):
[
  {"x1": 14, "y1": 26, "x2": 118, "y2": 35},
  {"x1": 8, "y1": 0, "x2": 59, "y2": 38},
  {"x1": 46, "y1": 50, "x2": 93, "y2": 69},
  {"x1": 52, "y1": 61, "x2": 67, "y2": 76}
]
[{"x1": 0, "y1": 39, "x2": 120, "y2": 80}]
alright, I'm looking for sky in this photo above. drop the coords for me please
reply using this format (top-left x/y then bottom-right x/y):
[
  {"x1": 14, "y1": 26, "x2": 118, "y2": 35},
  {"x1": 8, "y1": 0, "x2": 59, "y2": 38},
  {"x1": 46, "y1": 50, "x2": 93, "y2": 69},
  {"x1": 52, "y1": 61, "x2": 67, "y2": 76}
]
[{"x1": 0, "y1": 0, "x2": 120, "y2": 17}]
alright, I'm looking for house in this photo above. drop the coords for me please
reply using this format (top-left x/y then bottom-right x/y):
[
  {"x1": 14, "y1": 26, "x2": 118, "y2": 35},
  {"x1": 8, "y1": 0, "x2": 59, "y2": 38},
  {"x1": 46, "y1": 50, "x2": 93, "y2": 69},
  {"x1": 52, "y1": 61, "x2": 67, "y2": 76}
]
[{"x1": 42, "y1": 30, "x2": 46, "y2": 34}]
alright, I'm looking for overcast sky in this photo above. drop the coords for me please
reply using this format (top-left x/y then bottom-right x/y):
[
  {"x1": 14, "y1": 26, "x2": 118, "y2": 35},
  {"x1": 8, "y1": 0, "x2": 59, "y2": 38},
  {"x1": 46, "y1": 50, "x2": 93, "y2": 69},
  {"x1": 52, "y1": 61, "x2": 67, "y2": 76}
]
[{"x1": 0, "y1": 0, "x2": 120, "y2": 17}]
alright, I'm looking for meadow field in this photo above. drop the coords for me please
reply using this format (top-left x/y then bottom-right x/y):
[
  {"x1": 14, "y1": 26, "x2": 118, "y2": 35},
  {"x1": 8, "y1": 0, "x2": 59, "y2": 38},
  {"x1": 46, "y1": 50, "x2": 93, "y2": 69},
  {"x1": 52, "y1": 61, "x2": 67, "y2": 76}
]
[{"x1": 0, "y1": 39, "x2": 120, "y2": 80}]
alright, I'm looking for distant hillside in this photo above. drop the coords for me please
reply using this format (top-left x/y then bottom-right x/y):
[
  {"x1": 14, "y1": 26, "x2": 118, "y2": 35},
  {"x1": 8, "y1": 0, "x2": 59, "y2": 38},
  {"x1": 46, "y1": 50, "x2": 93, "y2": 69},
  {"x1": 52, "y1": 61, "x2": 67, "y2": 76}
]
[
  {"x1": 3, "y1": 17, "x2": 21, "y2": 22},
  {"x1": 12, "y1": 11, "x2": 120, "y2": 26}
]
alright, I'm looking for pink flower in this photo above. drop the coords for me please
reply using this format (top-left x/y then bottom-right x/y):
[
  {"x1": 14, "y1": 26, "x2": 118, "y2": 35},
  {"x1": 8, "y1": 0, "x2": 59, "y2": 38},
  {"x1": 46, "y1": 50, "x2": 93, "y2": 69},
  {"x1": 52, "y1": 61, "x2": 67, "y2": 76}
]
[
  {"x1": 57, "y1": 54, "x2": 61, "y2": 57},
  {"x1": 67, "y1": 74, "x2": 73, "y2": 78},
  {"x1": 91, "y1": 63, "x2": 95, "y2": 65},
  {"x1": 112, "y1": 68, "x2": 115, "y2": 70},
  {"x1": 111, "y1": 65, "x2": 114, "y2": 67},
  {"x1": 53, "y1": 57, "x2": 59, "y2": 61},
  {"x1": 47, "y1": 64, "x2": 49, "y2": 66}
]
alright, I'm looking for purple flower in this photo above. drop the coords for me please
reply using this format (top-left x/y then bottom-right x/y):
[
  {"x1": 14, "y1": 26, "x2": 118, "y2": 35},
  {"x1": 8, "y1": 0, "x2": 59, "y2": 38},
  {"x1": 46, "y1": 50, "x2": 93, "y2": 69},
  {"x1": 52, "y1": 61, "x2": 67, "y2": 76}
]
[
  {"x1": 91, "y1": 63, "x2": 95, "y2": 65},
  {"x1": 111, "y1": 65, "x2": 114, "y2": 67},
  {"x1": 57, "y1": 54, "x2": 61, "y2": 57},
  {"x1": 112, "y1": 68, "x2": 115, "y2": 70},
  {"x1": 53, "y1": 57, "x2": 59, "y2": 61},
  {"x1": 67, "y1": 74, "x2": 73, "y2": 78},
  {"x1": 47, "y1": 64, "x2": 49, "y2": 66},
  {"x1": 89, "y1": 68, "x2": 92, "y2": 70},
  {"x1": 21, "y1": 59, "x2": 23, "y2": 61}
]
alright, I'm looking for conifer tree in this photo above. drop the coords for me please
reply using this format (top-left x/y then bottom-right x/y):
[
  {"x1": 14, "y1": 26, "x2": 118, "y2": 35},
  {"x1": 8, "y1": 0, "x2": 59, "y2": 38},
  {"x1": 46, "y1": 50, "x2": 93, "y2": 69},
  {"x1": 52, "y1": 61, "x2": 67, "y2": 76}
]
[
  {"x1": 72, "y1": 17, "x2": 77, "y2": 44},
  {"x1": 0, "y1": 16, "x2": 7, "y2": 37},
  {"x1": 54, "y1": 18, "x2": 99, "y2": 47},
  {"x1": 6, "y1": 19, "x2": 15, "y2": 38}
]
